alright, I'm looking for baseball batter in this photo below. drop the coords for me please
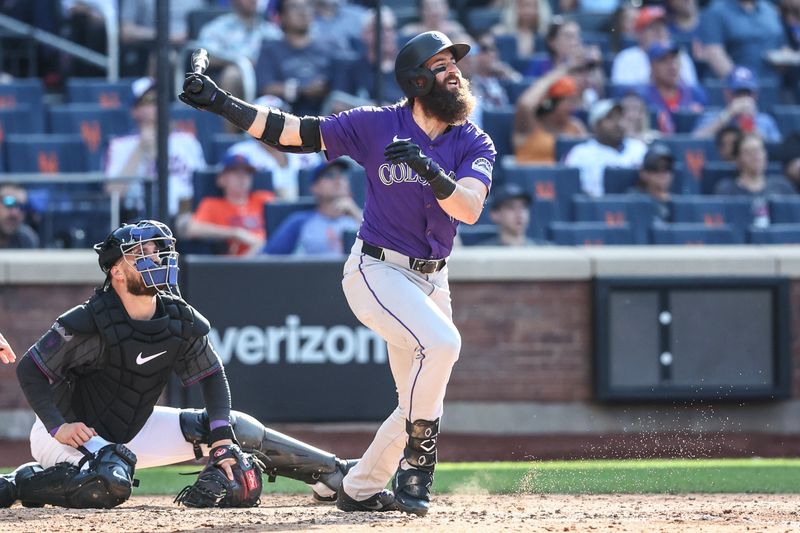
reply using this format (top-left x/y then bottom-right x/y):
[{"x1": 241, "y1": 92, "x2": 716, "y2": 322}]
[
  {"x1": 0, "y1": 220, "x2": 354, "y2": 509},
  {"x1": 180, "y1": 30, "x2": 495, "y2": 516}
]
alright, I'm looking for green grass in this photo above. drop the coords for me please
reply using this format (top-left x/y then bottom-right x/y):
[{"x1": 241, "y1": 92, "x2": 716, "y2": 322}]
[{"x1": 8, "y1": 459, "x2": 800, "y2": 495}]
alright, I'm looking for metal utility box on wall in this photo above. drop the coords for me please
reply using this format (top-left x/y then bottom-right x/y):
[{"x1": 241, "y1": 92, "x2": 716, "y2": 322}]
[{"x1": 594, "y1": 278, "x2": 791, "y2": 401}]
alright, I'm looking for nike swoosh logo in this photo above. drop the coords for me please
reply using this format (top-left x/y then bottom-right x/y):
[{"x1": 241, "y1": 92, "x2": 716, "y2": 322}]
[
  {"x1": 136, "y1": 350, "x2": 167, "y2": 365},
  {"x1": 362, "y1": 499, "x2": 386, "y2": 510},
  {"x1": 392, "y1": 135, "x2": 411, "y2": 143},
  {"x1": 111, "y1": 469, "x2": 128, "y2": 481}
]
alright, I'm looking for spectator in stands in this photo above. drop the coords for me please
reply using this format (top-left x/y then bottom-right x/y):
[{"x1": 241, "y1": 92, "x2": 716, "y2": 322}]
[
  {"x1": 768, "y1": 0, "x2": 800, "y2": 101},
  {"x1": 263, "y1": 158, "x2": 361, "y2": 256},
  {"x1": 692, "y1": 66, "x2": 782, "y2": 143},
  {"x1": 255, "y1": 0, "x2": 334, "y2": 116},
  {"x1": 715, "y1": 124, "x2": 743, "y2": 162},
  {"x1": 225, "y1": 95, "x2": 321, "y2": 199},
  {"x1": 527, "y1": 17, "x2": 603, "y2": 80},
  {"x1": 480, "y1": 183, "x2": 540, "y2": 246},
  {"x1": 559, "y1": 0, "x2": 618, "y2": 13},
  {"x1": 628, "y1": 142, "x2": 675, "y2": 222},
  {"x1": 183, "y1": 152, "x2": 275, "y2": 256},
  {"x1": 513, "y1": 72, "x2": 587, "y2": 164},
  {"x1": 197, "y1": 0, "x2": 282, "y2": 98},
  {"x1": 564, "y1": 99, "x2": 647, "y2": 197},
  {"x1": 611, "y1": 5, "x2": 699, "y2": 87},
  {"x1": 641, "y1": 42, "x2": 706, "y2": 134},
  {"x1": 311, "y1": 0, "x2": 366, "y2": 54},
  {"x1": 467, "y1": 32, "x2": 521, "y2": 111},
  {"x1": 619, "y1": 90, "x2": 661, "y2": 144},
  {"x1": 0, "y1": 183, "x2": 39, "y2": 249},
  {"x1": 715, "y1": 133, "x2": 795, "y2": 226},
  {"x1": 327, "y1": 7, "x2": 405, "y2": 110},
  {"x1": 778, "y1": 132, "x2": 800, "y2": 192},
  {"x1": 105, "y1": 78, "x2": 206, "y2": 219},
  {"x1": 609, "y1": 1, "x2": 639, "y2": 53},
  {"x1": 700, "y1": 0, "x2": 785, "y2": 84},
  {"x1": 400, "y1": 0, "x2": 467, "y2": 39},
  {"x1": 492, "y1": 0, "x2": 552, "y2": 59},
  {"x1": 62, "y1": 0, "x2": 115, "y2": 77},
  {"x1": 120, "y1": 0, "x2": 205, "y2": 77}
]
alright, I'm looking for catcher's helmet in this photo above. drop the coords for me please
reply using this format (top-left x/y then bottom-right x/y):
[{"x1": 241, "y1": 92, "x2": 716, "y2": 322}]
[
  {"x1": 94, "y1": 220, "x2": 179, "y2": 292},
  {"x1": 395, "y1": 31, "x2": 470, "y2": 98}
]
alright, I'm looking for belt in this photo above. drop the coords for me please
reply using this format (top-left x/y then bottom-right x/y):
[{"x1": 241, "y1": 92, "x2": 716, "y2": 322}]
[{"x1": 361, "y1": 241, "x2": 446, "y2": 274}]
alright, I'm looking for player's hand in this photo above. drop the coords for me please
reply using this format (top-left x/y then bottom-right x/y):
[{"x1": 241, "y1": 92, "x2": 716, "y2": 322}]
[
  {"x1": 331, "y1": 197, "x2": 361, "y2": 219},
  {"x1": 54, "y1": 422, "x2": 98, "y2": 448},
  {"x1": 384, "y1": 141, "x2": 437, "y2": 181},
  {"x1": 179, "y1": 73, "x2": 227, "y2": 113},
  {"x1": 0, "y1": 332, "x2": 16, "y2": 364},
  {"x1": 210, "y1": 439, "x2": 236, "y2": 481}
]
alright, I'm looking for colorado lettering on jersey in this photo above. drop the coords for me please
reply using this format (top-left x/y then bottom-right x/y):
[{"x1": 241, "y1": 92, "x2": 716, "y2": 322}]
[
  {"x1": 377, "y1": 162, "x2": 457, "y2": 187},
  {"x1": 208, "y1": 315, "x2": 388, "y2": 365}
]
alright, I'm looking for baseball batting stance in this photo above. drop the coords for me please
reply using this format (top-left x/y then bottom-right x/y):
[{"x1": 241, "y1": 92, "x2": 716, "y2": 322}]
[
  {"x1": 0, "y1": 220, "x2": 354, "y2": 509},
  {"x1": 179, "y1": 31, "x2": 495, "y2": 516}
]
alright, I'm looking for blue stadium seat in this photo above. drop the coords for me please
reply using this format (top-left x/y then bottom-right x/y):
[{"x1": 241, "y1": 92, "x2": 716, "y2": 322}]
[
  {"x1": 191, "y1": 168, "x2": 274, "y2": 210},
  {"x1": 771, "y1": 105, "x2": 800, "y2": 137},
  {"x1": 549, "y1": 221, "x2": 634, "y2": 245},
  {"x1": 572, "y1": 195, "x2": 658, "y2": 244},
  {"x1": 569, "y1": 11, "x2": 613, "y2": 32},
  {"x1": 670, "y1": 196, "x2": 752, "y2": 242},
  {"x1": 581, "y1": 31, "x2": 611, "y2": 54},
  {"x1": 608, "y1": 84, "x2": 646, "y2": 100},
  {"x1": 554, "y1": 136, "x2": 583, "y2": 162},
  {"x1": 503, "y1": 164, "x2": 582, "y2": 222},
  {"x1": 701, "y1": 162, "x2": 737, "y2": 194},
  {"x1": 211, "y1": 133, "x2": 249, "y2": 165},
  {"x1": 264, "y1": 197, "x2": 317, "y2": 236},
  {"x1": 0, "y1": 79, "x2": 45, "y2": 132},
  {"x1": 465, "y1": 7, "x2": 502, "y2": 34},
  {"x1": 48, "y1": 104, "x2": 133, "y2": 171},
  {"x1": 65, "y1": 78, "x2": 135, "y2": 108},
  {"x1": 169, "y1": 102, "x2": 225, "y2": 162},
  {"x1": 651, "y1": 223, "x2": 738, "y2": 245},
  {"x1": 501, "y1": 78, "x2": 533, "y2": 105},
  {"x1": 768, "y1": 197, "x2": 800, "y2": 223},
  {"x1": 482, "y1": 107, "x2": 514, "y2": 159},
  {"x1": 5, "y1": 134, "x2": 89, "y2": 173},
  {"x1": 673, "y1": 110, "x2": 703, "y2": 134},
  {"x1": 458, "y1": 224, "x2": 498, "y2": 245},
  {"x1": 704, "y1": 79, "x2": 780, "y2": 109},
  {"x1": 495, "y1": 34, "x2": 519, "y2": 65},
  {"x1": 0, "y1": 106, "x2": 40, "y2": 171},
  {"x1": 660, "y1": 135, "x2": 717, "y2": 183},
  {"x1": 749, "y1": 224, "x2": 800, "y2": 244},
  {"x1": 603, "y1": 165, "x2": 697, "y2": 196},
  {"x1": 40, "y1": 203, "x2": 112, "y2": 248}
]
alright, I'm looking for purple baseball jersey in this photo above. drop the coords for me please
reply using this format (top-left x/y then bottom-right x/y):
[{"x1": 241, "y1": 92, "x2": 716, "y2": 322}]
[{"x1": 319, "y1": 103, "x2": 495, "y2": 259}]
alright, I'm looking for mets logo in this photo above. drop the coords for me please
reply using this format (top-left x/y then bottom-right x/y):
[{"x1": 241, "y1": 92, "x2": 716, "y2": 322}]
[{"x1": 471, "y1": 157, "x2": 493, "y2": 179}]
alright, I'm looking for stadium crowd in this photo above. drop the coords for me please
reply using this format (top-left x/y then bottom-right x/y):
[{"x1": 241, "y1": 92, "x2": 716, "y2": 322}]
[{"x1": 1, "y1": 0, "x2": 800, "y2": 252}]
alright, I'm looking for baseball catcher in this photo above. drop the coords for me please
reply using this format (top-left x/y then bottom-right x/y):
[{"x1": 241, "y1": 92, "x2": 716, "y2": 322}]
[{"x1": 0, "y1": 220, "x2": 355, "y2": 509}]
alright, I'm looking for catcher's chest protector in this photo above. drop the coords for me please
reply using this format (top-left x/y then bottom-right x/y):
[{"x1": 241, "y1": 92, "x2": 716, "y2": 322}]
[{"x1": 71, "y1": 291, "x2": 195, "y2": 442}]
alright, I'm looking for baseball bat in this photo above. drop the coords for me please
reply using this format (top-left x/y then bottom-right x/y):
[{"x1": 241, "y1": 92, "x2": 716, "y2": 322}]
[{"x1": 187, "y1": 48, "x2": 209, "y2": 94}]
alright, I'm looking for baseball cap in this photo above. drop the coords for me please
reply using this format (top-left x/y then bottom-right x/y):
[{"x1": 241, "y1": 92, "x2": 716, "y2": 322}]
[
  {"x1": 311, "y1": 158, "x2": 350, "y2": 182},
  {"x1": 641, "y1": 142, "x2": 674, "y2": 172},
  {"x1": 727, "y1": 66, "x2": 759, "y2": 93},
  {"x1": 547, "y1": 76, "x2": 579, "y2": 99},
  {"x1": 490, "y1": 182, "x2": 532, "y2": 211},
  {"x1": 588, "y1": 99, "x2": 622, "y2": 130},
  {"x1": 220, "y1": 152, "x2": 256, "y2": 173},
  {"x1": 635, "y1": 6, "x2": 667, "y2": 32},
  {"x1": 647, "y1": 41, "x2": 680, "y2": 62},
  {"x1": 132, "y1": 77, "x2": 156, "y2": 105}
]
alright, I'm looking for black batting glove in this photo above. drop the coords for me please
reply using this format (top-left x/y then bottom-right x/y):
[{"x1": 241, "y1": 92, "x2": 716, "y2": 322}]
[
  {"x1": 384, "y1": 141, "x2": 440, "y2": 181},
  {"x1": 178, "y1": 73, "x2": 229, "y2": 114}
]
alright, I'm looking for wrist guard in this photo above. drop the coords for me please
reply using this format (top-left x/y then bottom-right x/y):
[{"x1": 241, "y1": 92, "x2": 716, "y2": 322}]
[{"x1": 421, "y1": 159, "x2": 457, "y2": 200}]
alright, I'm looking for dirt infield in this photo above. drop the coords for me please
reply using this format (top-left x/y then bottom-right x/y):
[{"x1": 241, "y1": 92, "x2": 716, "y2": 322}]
[{"x1": 2, "y1": 494, "x2": 799, "y2": 532}]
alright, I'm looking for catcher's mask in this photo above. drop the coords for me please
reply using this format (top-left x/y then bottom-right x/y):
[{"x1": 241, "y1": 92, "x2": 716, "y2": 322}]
[
  {"x1": 94, "y1": 220, "x2": 179, "y2": 293},
  {"x1": 395, "y1": 31, "x2": 470, "y2": 99}
]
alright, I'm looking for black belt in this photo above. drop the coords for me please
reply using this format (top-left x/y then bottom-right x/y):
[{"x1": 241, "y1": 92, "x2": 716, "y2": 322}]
[{"x1": 361, "y1": 241, "x2": 446, "y2": 274}]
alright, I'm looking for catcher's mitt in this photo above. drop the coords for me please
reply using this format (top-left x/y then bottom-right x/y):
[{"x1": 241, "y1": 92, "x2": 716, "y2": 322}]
[{"x1": 174, "y1": 444, "x2": 264, "y2": 508}]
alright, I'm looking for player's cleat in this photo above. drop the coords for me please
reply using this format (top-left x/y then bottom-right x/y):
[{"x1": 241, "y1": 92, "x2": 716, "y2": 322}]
[
  {"x1": 336, "y1": 488, "x2": 397, "y2": 512},
  {"x1": 0, "y1": 473, "x2": 16, "y2": 508},
  {"x1": 393, "y1": 467, "x2": 434, "y2": 516},
  {"x1": 312, "y1": 459, "x2": 359, "y2": 503}
]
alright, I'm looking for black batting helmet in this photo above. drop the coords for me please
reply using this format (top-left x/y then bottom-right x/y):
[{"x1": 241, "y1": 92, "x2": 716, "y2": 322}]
[{"x1": 395, "y1": 31, "x2": 470, "y2": 99}]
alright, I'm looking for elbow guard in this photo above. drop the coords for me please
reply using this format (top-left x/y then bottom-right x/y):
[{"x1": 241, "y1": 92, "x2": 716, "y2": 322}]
[{"x1": 259, "y1": 111, "x2": 321, "y2": 153}]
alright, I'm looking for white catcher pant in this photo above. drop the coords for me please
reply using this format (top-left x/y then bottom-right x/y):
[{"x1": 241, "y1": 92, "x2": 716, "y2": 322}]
[
  {"x1": 340, "y1": 240, "x2": 461, "y2": 500},
  {"x1": 30, "y1": 406, "x2": 209, "y2": 469}
]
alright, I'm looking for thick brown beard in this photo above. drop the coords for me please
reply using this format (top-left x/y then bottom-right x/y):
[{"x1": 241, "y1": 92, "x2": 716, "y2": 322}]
[
  {"x1": 417, "y1": 74, "x2": 476, "y2": 124},
  {"x1": 126, "y1": 272, "x2": 159, "y2": 296}
]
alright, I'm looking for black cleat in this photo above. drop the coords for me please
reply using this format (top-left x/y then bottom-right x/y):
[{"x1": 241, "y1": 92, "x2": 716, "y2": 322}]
[
  {"x1": 336, "y1": 489, "x2": 397, "y2": 512},
  {"x1": 393, "y1": 467, "x2": 433, "y2": 516},
  {"x1": 312, "y1": 458, "x2": 359, "y2": 503},
  {"x1": 0, "y1": 474, "x2": 16, "y2": 508}
]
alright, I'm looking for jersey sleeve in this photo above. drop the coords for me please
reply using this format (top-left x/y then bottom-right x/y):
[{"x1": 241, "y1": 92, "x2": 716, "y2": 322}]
[
  {"x1": 319, "y1": 106, "x2": 384, "y2": 164},
  {"x1": 26, "y1": 322, "x2": 103, "y2": 382},
  {"x1": 454, "y1": 128, "x2": 496, "y2": 191},
  {"x1": 174, "y1": 335, "x2": 223, "y2": 387}
]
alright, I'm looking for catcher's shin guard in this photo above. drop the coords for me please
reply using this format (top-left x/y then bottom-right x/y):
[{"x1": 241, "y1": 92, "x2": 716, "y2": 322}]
[
  {"x1": 179, "y1": 409, "x2": 347, "y2": 493},
  {"x1": 15, "y1": 444, "x2": 137, "y2": 509},
  {"x1": 393, "y1": 418, "x2": 439, "y2": 516}
]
